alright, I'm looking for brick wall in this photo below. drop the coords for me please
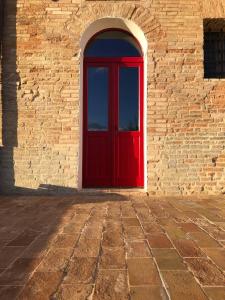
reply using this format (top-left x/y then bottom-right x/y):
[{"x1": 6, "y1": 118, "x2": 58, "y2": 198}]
[{"x1": 1, "y1": 0, "x2": 225, "y2": 195}]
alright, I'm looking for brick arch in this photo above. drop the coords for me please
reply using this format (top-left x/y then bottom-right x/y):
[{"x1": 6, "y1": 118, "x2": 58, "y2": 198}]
[
  {"x1": 80, "y1": 18, "x2": 147, "y2": 58},
  {"x1": 65, "y1": 3, "x2": 166, "y2": 47}
]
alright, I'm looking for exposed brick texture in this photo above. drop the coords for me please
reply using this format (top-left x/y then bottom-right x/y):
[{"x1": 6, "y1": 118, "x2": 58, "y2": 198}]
[
  {"x1": 1, "y1": 0, "x2": 225, "y2": 195},
  {"x1": 0, "y1": 194, "x2": 224, "y2": 299}
]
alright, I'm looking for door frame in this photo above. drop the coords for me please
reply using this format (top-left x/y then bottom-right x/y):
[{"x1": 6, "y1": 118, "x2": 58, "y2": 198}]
[
  {"x1": 82, "y1": 56, "x2": 144, "y2": 188},
  {"x1": 78, "y1": 23, "x2": 148, "y2": 191}
]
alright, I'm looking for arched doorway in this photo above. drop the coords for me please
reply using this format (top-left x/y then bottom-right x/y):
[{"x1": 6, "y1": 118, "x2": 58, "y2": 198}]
[{"x1": 83, "y1": 29, "x2": 144, "y2": 188}]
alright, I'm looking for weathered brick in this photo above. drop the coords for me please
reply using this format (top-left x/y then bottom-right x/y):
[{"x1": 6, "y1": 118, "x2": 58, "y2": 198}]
[{"x1": 0, "y1": 0, "x2": 225, "y2": 196}]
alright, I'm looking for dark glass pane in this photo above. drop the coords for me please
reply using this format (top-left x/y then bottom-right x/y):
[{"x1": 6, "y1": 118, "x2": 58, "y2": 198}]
[
  {"x1": 85, "y1": 30, "x2": 142, "y2": 57},
  {"x1": 204, "y1": 31, "x2": 225, "y2": 78},
  {"x1": 88, "y1": 67, "x2": 108, "y2": 131},
  {"x1": 119, "y1": 67, "x2": 139, "y2": 131}
]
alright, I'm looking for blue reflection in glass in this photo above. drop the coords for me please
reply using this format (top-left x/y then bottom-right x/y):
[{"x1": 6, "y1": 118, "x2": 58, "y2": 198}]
[
  {"x1": 88, "y1": 67, "x2": 108, "y2": 131},
  {"x1": 119, "y1": 67, "x2": 139, "y2": 131},
  {"x1": 85, "y1": 39, "x2": 141, "y2": 57}
]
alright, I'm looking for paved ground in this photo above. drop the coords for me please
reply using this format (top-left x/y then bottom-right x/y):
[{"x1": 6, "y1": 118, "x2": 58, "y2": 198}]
[{"x1": 0, "y1": 193, "x2": 224, "y2": 300}]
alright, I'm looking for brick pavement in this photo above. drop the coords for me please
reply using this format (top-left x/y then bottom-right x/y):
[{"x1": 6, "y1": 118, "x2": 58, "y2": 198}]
[{"x1": 0, "y1": 193, "x2": 224, "y2": 299}]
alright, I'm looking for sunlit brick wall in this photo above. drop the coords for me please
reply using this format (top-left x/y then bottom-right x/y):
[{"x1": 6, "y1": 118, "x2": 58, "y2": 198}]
[{"x1": 1, "y1": 0, "x2": 225, "y2": 195}]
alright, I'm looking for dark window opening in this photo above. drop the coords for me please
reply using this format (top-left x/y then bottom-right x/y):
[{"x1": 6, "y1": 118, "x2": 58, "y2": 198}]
[
  {"x1": 204, "y1": 19, "x2": 225, "y2": 78},
  {"x1": 84, "y1": 30, "x2": 142, "y2": 57}
]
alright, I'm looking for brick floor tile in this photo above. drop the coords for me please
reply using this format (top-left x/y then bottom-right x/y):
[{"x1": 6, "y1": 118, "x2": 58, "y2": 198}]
[
  {"x1": 0, "y1": 257, "x2": 41, "y2": 285},
  {"x1": 126, "y1": 240, "x2": 151, "y2": 257},
  {"x1": 121, "y1": 208, "x2": 136, "y2": 218},
  {"x1": 72, "y1": 214, "x2": 90, "y2": 224},
  {"x1": 14, "y1": 218, "x2": 41, "y2": 232},
  {"x1": 167, "y1": 211, "x2": 191, "y2": 223},
  {"x1": 122, "y1": 218, "x2": 140, "y2": 227},
  {"x1": 81, "y1": 224, "x2": 103, "y2": 240},
  {"x1": 63, "y1": 222, "x2": 85, "y2": 234},
  {"x1": 124, "y1": 226, "x2": 145, "y2": 240},
  {"x1": 37, "y1": 248, "x2": 72, "y2": 272},
  {"x1": 152, "y1": 249, "x2": 186, "y2": 270},
  {"x1": 0, "y1": 246, "x2": 25, "y2": 268},
  {"x1": 178, "y1": 222, "x2": 202, "y2": 233},
  {"x1": 102, "y1": 230, "x2": 124, "y2": 247},
  {"x1": 173, "y1": 239, "x2": 206, "y2": 257},
  {"x1": 86, "y1": 218, "x2": 103, "y2": 227},
  {"x1": 203, "y1": 287, "x2": 225, "y2": 300},
  {"x1": 93, "y1": 269, "x2": 129, "y2": 300},
  {"x1": 17, "y1": 271, "x2": 62, "y2": 300},
  {"x1": 135, "y1": 208, "x2": 154, "y2": 222},
  {"x1": 0, "y1": 285, "x2": 23, "y2": 300},
  {"x1": 29, "y1": 219, "x2": 56, "y2": 234},
  {"x1": 20, "y1": 234, "x2": 54, "y2": 258},
  {"x1": 55, "y1": 284, "x2": 94, "y2": 300},
  {"x1": 130, "y1": 286, "x2": 168, "y2": 300},
  {"x1": 99, "y1": 247, "x2": 126, "y2": 269},
  {"x1": 161, "y1": 270, "x2": 208, "y2": 300},
  {"x1": 141, "y1": 222, "x2": 163, "y2": 234},
  {"x1": 147, "y1": 205, "x2": 168, "y2": 219},
  {"x1": 74, "y1": 208, "x2": 92, "y2": 215},
  {"x1": 181, "y1": 210, "x2": 202, "y2": 221},
  {"x1": 104, "y1": 220, "x2": 123, "y2": 232},
  {"x1": 163, "y1": 223, "x2": 187, "y2": 240},
  {"x1": 157, "y1": 219, "x2": 174, "y2": 226},
  {"x1": 90, "y1": 208, "x2": 107, "y2": 218},
  {"x1": 64, "y1": 257, "x2": 97, "y2": 284},
  {"x1": 147, "y1": 234, "x2": 173, "y2": 248},
  {"x1": 107, "y1": 205, "x2": 121, "y2": 218},
  {"x1": 127, "y1": 258, "x2": 160, "y2": 285},
  {"x1": 185, "y1": 257, "x2": 225, "y2": 286},
  {"x1": 52, "y1": 233, "x2": 79, "y2": 248},
  {"x1": 189, "y1": 231, "x2": 221, "y2": 248},
  {"x1": 196, "y1": 209, "x2": 223, "y2": 222},
  {"x1": 7, "y1": 230, "x2": 40, "y2": 247},
  {"x1": 0, "y1": 239, "x2": 9, "y2": 248},
  {"x1": 0, "y1": 229, "x2": 21, "y2": 244},
  {"x1": 216, "y1": 222, "x2": 225, "y2": 231},
  {"x1": 202, "y1": 248, "x2": 225, "y2": 270},
  {"x1": 201, "y1": 224, "x2": 225, "y2": 240},
  {"x1": 73, "y1": 238, "x2": 101, "y2": 257}
]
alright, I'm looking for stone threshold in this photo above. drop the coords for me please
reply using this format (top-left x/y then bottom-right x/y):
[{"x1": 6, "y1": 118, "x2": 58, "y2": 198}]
[{"x1": 78, "y1": 188, "x2": 147, "y2": 194}]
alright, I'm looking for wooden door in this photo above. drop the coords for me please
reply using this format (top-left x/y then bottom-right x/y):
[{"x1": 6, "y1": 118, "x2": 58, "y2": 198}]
[{"x1": 83, "y1": 58, "x2": 144, "y2": 188}]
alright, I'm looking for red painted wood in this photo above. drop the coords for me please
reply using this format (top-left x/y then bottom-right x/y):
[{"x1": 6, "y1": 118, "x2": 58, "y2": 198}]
[
  {"x1": 114, "y1": 62, "x2": 144, "y2": 187},
  {"x1": 83, "y1": 58, "x2": 144, "y2": 188},
  {"x1": 86, "y1": 57, "x2": 143, "y2": 63}
]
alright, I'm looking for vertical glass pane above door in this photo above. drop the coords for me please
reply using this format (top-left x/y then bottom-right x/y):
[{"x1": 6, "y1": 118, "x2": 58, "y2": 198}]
[
  {"x1": 88, "y1": 67, "x2": 109, "y2": 131},
  {"x1": 119, "y1": 67, "x2": 139, "y2": 131}
]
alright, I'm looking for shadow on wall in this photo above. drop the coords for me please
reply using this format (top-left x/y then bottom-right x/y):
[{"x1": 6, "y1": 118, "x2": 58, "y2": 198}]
[
  {"x1": 0, "y1": 1, "x2": 78, "y2": 195},
  {"x1": 0, "y1": 0, "x2": 18, "y2": 193}
]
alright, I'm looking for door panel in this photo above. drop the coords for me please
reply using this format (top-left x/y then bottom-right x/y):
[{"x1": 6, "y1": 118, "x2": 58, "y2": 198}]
[
  {"x1": 83, "y1": 64, "x2": 112, "y2": 187},
  {"x1": 83, "y1": 59, "x2": 144, "y2": 188},
  {"x1": 115, "y1": 133, "x2": 143, "y2": 186},
  {"x1": 84, "y1": 134, "x2": 112, "y2": 186},
  {"x1": 115, "y1": 64, "x2": 144, "y2": 187}
]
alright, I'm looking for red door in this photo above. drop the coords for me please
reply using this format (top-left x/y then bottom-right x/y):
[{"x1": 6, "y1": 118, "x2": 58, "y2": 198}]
[{"x1": 83, "y1": 57, "x2": 144, "y2": 188}]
